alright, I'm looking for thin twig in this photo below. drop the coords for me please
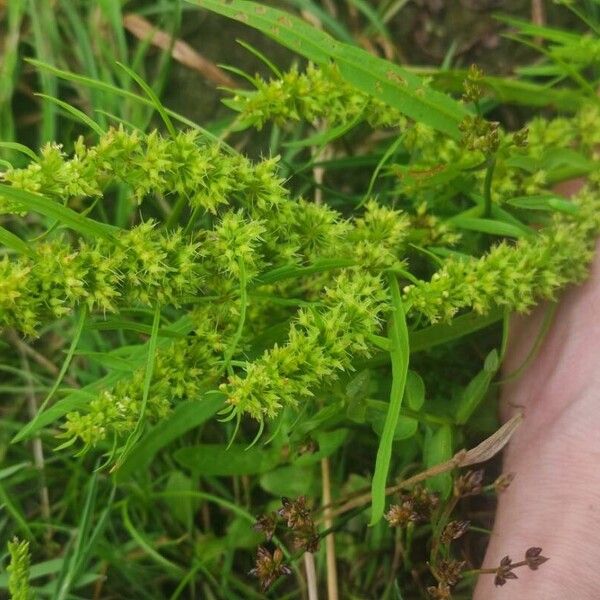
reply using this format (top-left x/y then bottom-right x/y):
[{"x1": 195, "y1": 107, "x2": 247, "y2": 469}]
[
  {"x1": 6, "y1": 329, "x2": 78, "y2": 387},
  {"x1": 531, "y1": 0, "x2": 546, "y2": 28},
  {"x1": 304, "y1": 552, "x2": 319, "y2": 600},
  {"x1": 318, "y1": 413, "x2": 523, "y2": 521},
  {"x1": 123, "y1": 13, "x2": 235, "y2": 87},
  {"x1": 321, "y1": 458, "x2": 339, "y2": 600}
]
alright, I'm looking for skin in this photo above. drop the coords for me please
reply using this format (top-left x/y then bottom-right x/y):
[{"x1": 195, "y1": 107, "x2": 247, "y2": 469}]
[{"x1": 474, "y1": 241, "x2": 600, "y2": 598}]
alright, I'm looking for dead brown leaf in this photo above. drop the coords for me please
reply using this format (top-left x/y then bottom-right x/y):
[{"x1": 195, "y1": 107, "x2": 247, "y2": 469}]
[{"x1": 123, "y1": 13, "x2": 235, "y2": 88}]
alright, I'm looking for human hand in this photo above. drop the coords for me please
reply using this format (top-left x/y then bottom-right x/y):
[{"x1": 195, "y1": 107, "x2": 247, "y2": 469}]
[{"x1": 474, "y1": 240, "x2": 600, "y2": 598}]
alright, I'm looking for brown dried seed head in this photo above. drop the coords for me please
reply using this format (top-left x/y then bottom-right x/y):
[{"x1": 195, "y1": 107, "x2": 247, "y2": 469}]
[
  {"x1": 525, "y1": 547, "x2": 549, "y2": 570},
  {"x1": 249, "y1": 546, "x2": 292, "y2": 592},
  {"x1": 427, "y1": 582, "x2": 452, "y2": 599},
  {"x1": 494, "y1": 570, "x2": 518, "y2": 586},
  {"x1": 254, "y1": 512, "x2": 277, "y2": 541},
  {"x1": 440, "y1": 520, "x2": 470, "y2": 544},
  {"x1": 493, "y1": 472, "x2": 515, "y2": 494},
  {"x1": 454, "y1": 469, "x2": 485, "y2": 497},
  {"x1": 278, "y1": 496, "x2": 312, "y2": 529},
  {"x1": 494, "y1": 555, "x2": 517, "y2": 587},
  {"x1": 411, "y1": 484, "x2": 440, "y2": 517},
  {"x1": 437, "y1": 558, "x2": 466, "y2": 587},
  {"x1": 385, "y1": 502, "x2": 417, "y2": 527},
  {"x1": 500, "y1": 555, "x2": 512, "y2": 568}
]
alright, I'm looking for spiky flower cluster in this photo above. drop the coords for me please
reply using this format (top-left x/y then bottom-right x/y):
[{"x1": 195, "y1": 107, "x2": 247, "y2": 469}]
[
  {"x1": 226, "y1": 62, "x2": 407, "y2": 130},
  {"x1": 2, "y1": 127, "x2": 288, "y2": 214},
  {"x1": 6, "y1": 538, "x2": 31, "y2": 600},
  {"x1": 202, "y1": 211, "x2": 266, "y2": 279},
  {"x1": 0, "y1": 222, "x2": 201, "y2": 336},
  {"x1": 404, "y1": 187, "x2": 600, "y2": 322},
  {"x1": 222, "y1": 270, "x2": 387, "y2": 419},
  {"x1": 62, "y1": 303, "x2": 235, "y2": 447}
]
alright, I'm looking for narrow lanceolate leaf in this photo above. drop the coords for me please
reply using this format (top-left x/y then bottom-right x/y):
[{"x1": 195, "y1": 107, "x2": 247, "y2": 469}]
[
  {"x1": 450, "y1": 216, "x2": 534, "y2": 239},
  {"x1": 188, "y1": 0, "x2": 467, "y2": 138},
  {"x1": 455, "y1": 349, "x2": 499, "y2": 425},
  {"x1": 0, "y1": 184, "x2": 118, "y2": 241},
  {"x1": 0, "y1": 225, "x2": 35, "y2": 257},
  {"x1": 370, "y1": 273, "x2": 410, "y2": 525}
]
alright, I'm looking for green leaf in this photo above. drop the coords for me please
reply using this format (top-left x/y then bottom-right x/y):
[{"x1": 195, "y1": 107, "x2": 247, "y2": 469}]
[
  {"x1": 455, "y1": 349, "x2": 499, "y2": 425},
  {"x1": 0, "y1": 184, "x2": 118, "y2": 241},
  {"x1": 370, "y1": 408, "x2": 418, "y2": 441},
  {"x1": 116, "y1": 61, "x2": 176, "y2": 138},
  {"x1": 0, "y1": 141, "x2": 38, "y2": 161},
  {"x1": 13, "y1": 317, "x2": 195, "y2": 443},
  {"x1": 0, "y1": 462, "x2": 30, "y2": 481},
  {"x1": 164, "y1": 471, "x2": 199, "y2": 529},
  {"x1": 35, "y1": 93, "x2": 105, "y2": 136},
  {"x1": 450, "y1": 216, "x2": 533, "y2": 239},
  {"x1": 506, "y1": 194, "x2": 579, "y2": 215},
  {"x1": 115, "y1": 392, "x2": 225, "y2": 480},
  {"x1": 188, "y1": 0, "x2": 467, "y2": 137},
  {"x1": 174, "y1": 444, "x2": 280, "y2": 476},
  {"x1": 424, "y1": 425, "x2": 453, "y2": 498},
  {"x1": 410, "y1": 307, "x2": 504, "y2": 353},
  {"x1": 0, "y1": 225, "x2": 35, "y2": 257},
  {"x1": 253, "y1": 258, "x2": 356, "y2": 287},
  {"x1": 294, "y1": 429, "x2": 349, "y2": 466},
  {"x1": 114, "y1": 304, "x2": 162, "y2": 469},
  {"x1": 404, "y1": 370, "x2": 425, "y2": 411},
  {"x1": 260, "y1": 465, "x2": 318, "y2": 497},
  {"x1": 13, "y1": 307, "x2": 87, "y2": 444},
  {"x1": 283, "y1": 114, "x2": 362, "y2": 148},
  {"x1": 370, "y1": 273, "x2": 410, "y2": 525},
  {"x1": 27, "y1": 58, "x2": 222, "y2": 142},
  {"x1": 75, "y1": 350, "x2": 136, "y2": 372}
]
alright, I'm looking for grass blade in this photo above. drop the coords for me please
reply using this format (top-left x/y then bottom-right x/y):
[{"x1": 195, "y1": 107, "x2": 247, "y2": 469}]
[
  {"x1": 0, "y1": 184, "x2": 119, "y2": 241},
  {"x1": 12, "y1": 307, "x2": 87, "y2": 444},
  {"x1": 370, "y1": 273, "x2": 409, "y2": 524},
  {"x1": 116, "y1": 61, "x2": 177, "y2": 137},
  {"x1": 112, "y1": 304, "x2": 162, "y2": 471},
  {"x1": 35, "y1": 93, "x2": 105, "y2": 136},
  {"x1": 0, "y1": 225, "x2": 35, "y2": 257}
]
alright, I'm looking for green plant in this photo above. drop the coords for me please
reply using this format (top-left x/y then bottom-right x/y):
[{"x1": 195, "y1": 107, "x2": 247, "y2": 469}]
[
  {"x1": 1, "y1": 1, "x2": 598, "y2": 598},
  {"x1": 6, "y1": 538, "x2": 32, "y2": 600}
]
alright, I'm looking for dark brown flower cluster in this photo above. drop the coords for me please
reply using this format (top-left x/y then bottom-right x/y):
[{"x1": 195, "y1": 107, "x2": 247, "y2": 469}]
[
  {"x1": 278, "y1": 496, "x2": 320, "y2": 552},
  {"x1": 427, "y1": 558, "x2": 466, "y2": 598},
  {"x1": 249, "y1": 547, "x2": 291, "y2": 592},
  {"x1": 250, "y1": 496, "x2": 320, "y2": 591},
  {"x1": 454, "y1": 469, "x2": 484, "y2": 498},
  {"x1": 494, "y1": 547, "x2": 549, "y2": 586},
  {"x1": 427, "y1": 581, "x2": 451, "y2": 600},
  {"x1": 385, "y1": 485, "x2": 439, "y2": 528},
  {"x1": 440, "y1": 520, "x2": 470, "y2": 545}
]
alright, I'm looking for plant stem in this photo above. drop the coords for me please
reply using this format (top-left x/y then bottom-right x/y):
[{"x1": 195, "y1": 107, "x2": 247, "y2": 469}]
[
  {"x1": 222, "y1": 258, "x2": 248, "y2": 376},
  {"x1": 321, "y1": 458, "x2": 339, "y2": 600},
  {"x1": 483, "y1": 156, "x2": 496, "y2": 218},
  {"x1": 304, "y1": 552, "x2": 319, "y2": 600}
]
